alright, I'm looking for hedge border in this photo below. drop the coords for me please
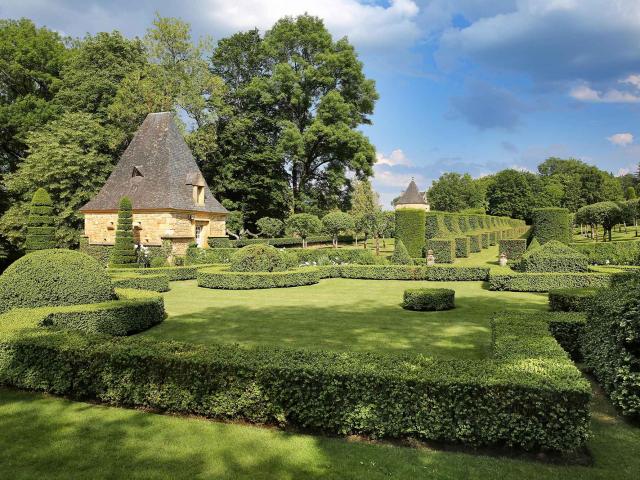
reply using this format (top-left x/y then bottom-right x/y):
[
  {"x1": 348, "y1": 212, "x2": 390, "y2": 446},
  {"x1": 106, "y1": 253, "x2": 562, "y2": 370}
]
[
  {"x1": 198, "y1": 267, "x2": 321, "y2": 289},
  {"x1": 402, "y1": 288, "x2": 455, "y2": 311},
  {"x1": 489, "y1": 267, "x2": 611, "y2": 292}
]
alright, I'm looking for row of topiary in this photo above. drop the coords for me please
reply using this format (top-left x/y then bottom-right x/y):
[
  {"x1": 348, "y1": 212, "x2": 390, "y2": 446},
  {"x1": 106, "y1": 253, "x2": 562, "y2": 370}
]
[
  {"x1": 0, "y1": 306, "x2": 591, "y2": 452},
  {"x1": 395, "y1": 209, "x2": 528, "y2": 262}
]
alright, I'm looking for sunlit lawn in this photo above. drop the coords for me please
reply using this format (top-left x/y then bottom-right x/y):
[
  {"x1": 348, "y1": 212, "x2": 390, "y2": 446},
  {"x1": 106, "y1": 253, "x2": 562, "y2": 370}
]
[
  {"x1": 140, "y1": 278, "x2": 547, "y2": 359},
  {"x1": 572, "y1": 226, "x2": 640, "y2": 243}
]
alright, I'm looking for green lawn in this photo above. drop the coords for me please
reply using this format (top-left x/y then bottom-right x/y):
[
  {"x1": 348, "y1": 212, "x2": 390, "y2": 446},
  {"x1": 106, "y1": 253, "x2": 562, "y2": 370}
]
[
  {"x1": 1, "y1": 382, "x2": 639, "y2": 480},
  {"x1": 141, "y1": 279, "x2": 547, "y2": 359},
  {"x1": 572, "y1": 226, "x2": 640, "y2": 243}
]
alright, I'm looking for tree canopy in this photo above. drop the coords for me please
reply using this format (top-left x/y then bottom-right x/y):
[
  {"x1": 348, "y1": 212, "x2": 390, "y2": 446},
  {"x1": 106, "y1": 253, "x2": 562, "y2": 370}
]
[{"x1": 427, "y1": 172, "x2": 485, "y2": 212}]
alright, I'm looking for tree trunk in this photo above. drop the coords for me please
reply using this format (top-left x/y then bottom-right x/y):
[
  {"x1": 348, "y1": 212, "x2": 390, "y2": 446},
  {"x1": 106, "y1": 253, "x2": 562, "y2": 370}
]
[
  {"x1": 355, "y1": 234, "x2": 358, "y2": 247},
  {"x1": 375, "y1": 236, "x2": 380, "y2": 256},
  {"x1": 333, "y1": 235, "x2": 338, "y2": 248}
]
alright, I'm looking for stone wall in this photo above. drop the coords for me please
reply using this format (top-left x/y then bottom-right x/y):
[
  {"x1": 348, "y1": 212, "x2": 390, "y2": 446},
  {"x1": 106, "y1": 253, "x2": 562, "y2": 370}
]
[
  {"x1": 396, "y1": 203, "x2": 430, "y2": 212},
  {"x1": 83, "y1": 210, "x2": 226, "y2": 254}
]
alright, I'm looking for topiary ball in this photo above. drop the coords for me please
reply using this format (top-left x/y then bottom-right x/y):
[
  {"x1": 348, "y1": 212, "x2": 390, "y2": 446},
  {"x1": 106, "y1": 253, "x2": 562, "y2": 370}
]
[
  {"x1": 0, "y1": 249, "x2": 116, "y2": 314},
  {"x1": 229, "y1": 244, "x2": 296, "y2": 272}
]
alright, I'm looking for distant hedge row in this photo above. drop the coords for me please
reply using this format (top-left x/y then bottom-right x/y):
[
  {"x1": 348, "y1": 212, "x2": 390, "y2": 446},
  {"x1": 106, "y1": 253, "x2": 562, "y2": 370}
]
[
  {"x1": 198, "y1": 267, "x2": 321, "y2": 289},
  {"x1": 488, "y1": 267, "x2": 611, "y2": 292}
]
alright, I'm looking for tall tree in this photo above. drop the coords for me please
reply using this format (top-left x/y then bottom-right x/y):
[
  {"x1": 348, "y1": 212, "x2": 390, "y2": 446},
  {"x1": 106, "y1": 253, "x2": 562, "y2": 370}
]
[
  {"x1": 0, "y1": 113, "x2": 114, "y2": 248},
  {"x1": 427, "y1": 172, "x2": 484, "y2": 212},
  {"x1": 209, "y1": 15, "x2": 378, "y2": 222},
  {"x1": 486, "y1": 169, "x2": 543, "y2": 221},
  {"x1": 0, "y1": 18, "x2": 66, "y2": 173}
]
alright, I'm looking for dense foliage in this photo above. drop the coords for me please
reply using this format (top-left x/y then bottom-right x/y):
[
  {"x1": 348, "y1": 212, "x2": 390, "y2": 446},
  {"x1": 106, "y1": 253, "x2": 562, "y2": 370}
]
[
  {"x1": 285, "y1": 214, "x2": 323, "y2": 248},
  {"x1": 548, "y1": 288, "x2": 597, "y2": 312},
  {"x1": 402, "y1": 288, "x2": 455, "y2": 311},
  {"x1": 109, "y1": 273, "x2": 171, "y2": 293},
  {"x1": 229, "y1": 244, "x2": 296, "y2": 272},
  {"x1": 519, "y1": 241, "x2": 588, "y2": 272},
  {"x1": 255, "y1": 217, "x2": 284, "y2": 238},
  {"x1": 572, "y1": 240, "x2": 640, "y2": 265},
  {"x1": 425, "y1": 239, "x2": 455, "y2": 263},
  {"x1": 321, "y1": 211, "x2": 354, "y2": 248},
  {"x1": 198, "y1": 267, "x2": 320, "y2": 289},
  {"x1": 395, "y1": 209, "x2": 426, "y2": 257},
  {"x1": 390, "y1": 239, "x2": 413, "y2": 265},
  {"x1": 531, "y1": 208, "x2": 571, "y2": 244},
  {"x1": 427, "y1": 173, "x2": 484, "y2": 212},
  {"x1": 489, "y1": 268, "x2": 611, "y2": 292},
  {"x1": 583, "y1": 280, "x2": 640, "y2": 418},
  {"x1": 0, "y1": 249, "x2": 115, "y2": 313},
  {"x1": 498, "y1": 239, "x2": 527, "y2": 260},
  {"x1": 109, "y1": 197, "x2": 137, "y2": 268},
  {"x1": 25, "y1": 188, "x2": 56, "y2": 252},
  {"x1": 0, "y1": 309, "x2": 590, "y2": 452}
]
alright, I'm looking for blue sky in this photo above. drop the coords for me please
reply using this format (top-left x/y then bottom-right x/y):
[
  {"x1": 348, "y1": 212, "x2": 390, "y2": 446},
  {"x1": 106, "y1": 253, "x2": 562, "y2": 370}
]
[{"x1": 3, "y1": 0, "x2": 640, "y2": 207}]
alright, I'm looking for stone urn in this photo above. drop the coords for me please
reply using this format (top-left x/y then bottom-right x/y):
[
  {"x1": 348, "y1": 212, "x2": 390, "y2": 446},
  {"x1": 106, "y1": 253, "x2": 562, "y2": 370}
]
[
  {"x1": 499, "y1": 252, "x2": 508, "y2": 267},
  {"x1": 426, "y1": 249, "x2": 436, "y2": 266}
]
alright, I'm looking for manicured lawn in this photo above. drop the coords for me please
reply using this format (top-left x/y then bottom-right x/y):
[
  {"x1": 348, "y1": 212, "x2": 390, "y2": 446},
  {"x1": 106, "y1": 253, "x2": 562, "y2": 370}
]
[
  {"x1": 572, "y1": 226, "x2": 640, "y2": 243},
  {"x1": 141, "y1": 278, "x2": 547, "y2": 359},
  {"x1": 1, "y1": 382, "x2": 639, "y2": 480}
]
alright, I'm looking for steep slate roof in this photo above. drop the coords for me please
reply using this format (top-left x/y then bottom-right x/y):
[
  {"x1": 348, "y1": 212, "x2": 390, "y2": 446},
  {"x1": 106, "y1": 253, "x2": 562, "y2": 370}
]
[
  {"x1": 396, "y1": 179, "x2": 426, "y2": 205},
  {"x1": 81, "y1": 112, "x2": 227, "y2": 214}
]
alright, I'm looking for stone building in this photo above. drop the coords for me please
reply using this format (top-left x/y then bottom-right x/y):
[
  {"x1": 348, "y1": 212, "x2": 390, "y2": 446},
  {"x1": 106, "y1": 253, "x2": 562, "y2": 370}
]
[
  {"x1": 80, "y1": 112, "x2": 228, "y2": 255},
  {"x1": 395, "y1": 179, "x2": 430, "y2": 211}
]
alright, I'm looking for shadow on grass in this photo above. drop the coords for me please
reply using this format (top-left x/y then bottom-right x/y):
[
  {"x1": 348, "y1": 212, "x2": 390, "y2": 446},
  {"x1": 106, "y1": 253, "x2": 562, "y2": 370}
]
[{"x1": 142, "y1": 293, "x2": 547, "y2": 360}]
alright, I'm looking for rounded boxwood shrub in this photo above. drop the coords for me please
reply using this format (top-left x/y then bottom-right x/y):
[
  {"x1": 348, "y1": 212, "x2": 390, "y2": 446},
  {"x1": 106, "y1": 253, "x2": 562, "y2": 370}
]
[
  {"x1": 0, "y1": 249, "x2": 116, "y2": 314},
  {"x1": 402, "y1": 288, "x2": 455, "y2": 311},
  {"x1": 230, "y1": 244, "x2": 296, "y2": 272}
]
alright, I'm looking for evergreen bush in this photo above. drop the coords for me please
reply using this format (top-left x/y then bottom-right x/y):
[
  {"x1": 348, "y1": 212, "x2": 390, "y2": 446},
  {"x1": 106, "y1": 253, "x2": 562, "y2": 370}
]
[
  {"x1": 519, "y1": 241, "x2": 588, "y2": 272},
  {"x1": 402, "y1": 288, "x2": 455, "y2": 311},
  {"x1": 0, "y1": 249, "x2": 116, "y2": 313},
  {"x1": 25, "y1": 188, "x2": 56, "y2": 252},
  {"x1": 230, "y1": 244, "x2": 296, "y2": 272},
  {"x1": 395, "y1": 209, "x2": 426, "y2": 257},
  {"x1": 109, "y1": 197, "x2": 137, "y2": 269},
  {"x1": 390, "y1": 239, "x2": 413, "y2": 265},
  {"x1": 531, "y1": 208, "x2": 571, "y2": 244}
]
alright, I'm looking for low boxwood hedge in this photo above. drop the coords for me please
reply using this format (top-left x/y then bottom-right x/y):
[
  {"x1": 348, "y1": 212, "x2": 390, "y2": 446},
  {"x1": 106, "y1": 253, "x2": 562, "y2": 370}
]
[
  {"x1": 425, "y1": 238, "x2": 455, "y2": 263},
  {"x1": 29, "y1": 288, "x2": 164, "y2": 336},
  {"x1": 230, "y1": 235, "x2": 354, "y2": 248},
  {"x1": 289, "y1": 248, "x2": 376, "y2": 265},
  {"x1": 318, "y1": 265, "x2": 489, "y2": 281},
  {"x1": 110, "y1": 273, "x2": 170, "y2": 292},
  {"x1": 571, "y1": 241, "x2": 640, "y2": 265},
  {"x1": 0, "y1": 309, "x2": 590, "y2": 452},
  {"x1": 489, "y1": 267, "x2": 611, "y2": 292},
  {"x1": 547, "y1": 312, "x2": 586, "y2": 361},
  {"x1": 548, "y1": 288, "x2": 597, "y2": 312},
  {"x1": 499, "y1": 239, "x2": 527, "y2": 260},
  {"x1": 110, "y1": 264, "x2": 215, "y2": 281},
  {"x1": 583, "y1": 281, "x2": 640, "y2": 418},
  {"x1": 198, "y1": 267, "x2": 321, "y2": 289},
  {"x1": 519, "y1": 241, "x2": 588, "y2": 273},
  {"x1": 402, "y1": 288, "x2": 455, "y2": 311}
]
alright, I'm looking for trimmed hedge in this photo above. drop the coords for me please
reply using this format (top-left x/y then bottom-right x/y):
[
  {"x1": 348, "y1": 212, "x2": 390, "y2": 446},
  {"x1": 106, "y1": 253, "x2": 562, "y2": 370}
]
[
  {"x1": 230, "y1": 244, "x2": 296, "y2": 272},
  {"x1": 208, "y1": 237, "x2": 233, "y2": 248},
  {"x1": 0, "y1": 309, "x2": 590, "y2": 452},
  {"x1": 395, "y1": 209, "x2": 426, "y2": 257},
  {"x1": 454, "y1": 236, "x2": 470, "y2": 258},
  {"x1": 39, "y1": 288, "x2": 165, "y2": 336},
  {"x1": 583, "y1": 282, "x2": 640, "y2": 418},
  {"x1": 229, "y1": 235, "x2": 354, "y2": 248},
  {"x1": 290, "y1": 248, "x2": 376, "y2": 266},
  {"x1": 198, "y1": 267, "x2": 321, "y2": 289},
  {"x1": 547, "y1": 312, "x2": 586, "y2": 361},
  {"x1": 425, "y1": 212, "x2": 450, "y2": 239},
  {"x1": 390, "y1": 239, "x2": 413, "y2": 265},
  {"x1": 109, "y1": 197, "x2": 137, "y2": 269},
  {"x1": 572, "y1": 241, "x2": 640, "y2": 265},
  {"x1": 489, "y1": 268, "x2": 611, "y2": 292},
  {"x1": 531, "y1": 208, "x2": 571, "y2": 245},
  {"x1": 0, "y1": 249, "x2": 116, "y2": 314},
  {"x1": 499, "y1": 239, "x2": 527, "y2": 260},
  {"x1": 425, "y1": 238, "x2": 455, "y2": 263},
  {"x1": 25, "y1": 188, "x2": 56, "y2": 252},
  {"x1": 468, "y1": 234, "x2": 482, "y2": 253},
  {"x1": 318, "y1": 264, "x2": 489, "y2": 281},
  {"x1": 548, "y1": 288, "x2": 597, "y2": 312},
  {"x1": 481, "y1": 232, "x2": 490, "y2": 249},
  {"x1": 519, "y1": 241, "x2": 588, "y2": 273},
  {"x1": 402, "y1": 288, "x2": 455, "y2": 311},
  {"x1": 110, "y1": 273, "x2": 170, "y2": 293}
]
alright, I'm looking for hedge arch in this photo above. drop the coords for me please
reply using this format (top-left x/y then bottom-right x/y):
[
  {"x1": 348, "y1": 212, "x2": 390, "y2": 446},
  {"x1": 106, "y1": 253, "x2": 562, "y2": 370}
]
[
  {"x1": 395, "y1": 209, "x2": 426, "y2": 257},
  {"x1": 531, "y1": 208, "x2": 571, "y2": 244}
]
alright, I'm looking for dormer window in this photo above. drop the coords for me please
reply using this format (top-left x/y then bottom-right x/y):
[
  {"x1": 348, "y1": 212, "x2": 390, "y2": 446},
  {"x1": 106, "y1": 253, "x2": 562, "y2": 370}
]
[{"x1": 195, "y1": 186, "x2": 205, "y2": 206}]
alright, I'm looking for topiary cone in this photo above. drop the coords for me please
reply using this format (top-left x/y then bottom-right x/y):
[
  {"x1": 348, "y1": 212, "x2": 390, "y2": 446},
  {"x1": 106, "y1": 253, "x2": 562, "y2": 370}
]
[
  {"x1": 25, "y1": 187, "x2": 56, "y2": 253},
  {"x1": 109, "y1": 197, "x2": 138, "y2": 268}
]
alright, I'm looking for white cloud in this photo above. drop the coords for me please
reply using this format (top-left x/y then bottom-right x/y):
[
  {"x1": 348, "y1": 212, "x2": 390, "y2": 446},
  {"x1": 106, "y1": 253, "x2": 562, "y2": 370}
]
[
  {"x1": 372, "y1": 168, "x2": 424, "y2": 188},
  {"x1": 607, "y1": 132, "x2": 634, "y2": 146},
  {"x1": 375, "y1": 149, "x2": 412, "y2": 167},
  {"x1": 570, "y1": 84, "x2": 640, "y2": 103},
  {"x1": 204, "y1": 0, "x2": 420, "y2": 50},
  {"x1": 617, "y1": 167, "x2": 631, "y2": 176}
]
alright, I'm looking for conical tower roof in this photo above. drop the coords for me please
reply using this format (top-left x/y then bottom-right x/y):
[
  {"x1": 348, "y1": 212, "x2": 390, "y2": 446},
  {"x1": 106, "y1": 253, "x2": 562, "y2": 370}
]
[
  {"x1": 81, "y1": 112, "x2": 227, "y2": 214},
  {"x1": 396, "y1": 179, "x2": 426, "y2": 205}
]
